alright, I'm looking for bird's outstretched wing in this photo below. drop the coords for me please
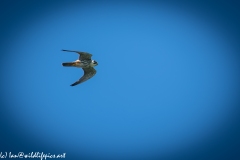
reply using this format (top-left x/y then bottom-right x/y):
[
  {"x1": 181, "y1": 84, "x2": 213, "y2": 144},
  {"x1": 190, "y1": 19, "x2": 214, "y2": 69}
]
[
  {"x1": 70, "y1": 67, "x2": 97, "y2": 86},
  {"x1": 62, "y1": 49, "x2": 92, "y2": 60}
]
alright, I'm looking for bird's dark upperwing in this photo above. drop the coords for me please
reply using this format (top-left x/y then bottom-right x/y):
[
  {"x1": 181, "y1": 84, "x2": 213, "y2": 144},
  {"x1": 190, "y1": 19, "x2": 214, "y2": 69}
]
[
  {"x1": 62, "y1": 49, "x2": 92, "y2": 61},
  {"x1": 70, "y1": 67, "x2": 97, "y2": 86}
]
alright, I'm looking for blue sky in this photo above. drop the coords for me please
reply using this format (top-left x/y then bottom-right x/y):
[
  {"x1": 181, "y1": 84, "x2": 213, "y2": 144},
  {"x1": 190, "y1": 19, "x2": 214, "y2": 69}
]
[{"x1": 1, "y1": 1, "x2": 240, "y2": 159}]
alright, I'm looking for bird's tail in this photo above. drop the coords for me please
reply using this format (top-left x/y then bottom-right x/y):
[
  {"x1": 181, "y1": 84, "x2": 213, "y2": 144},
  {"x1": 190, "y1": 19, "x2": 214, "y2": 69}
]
[{"x1": 62, "y1": 62, "x2": 76, "y2": 67}]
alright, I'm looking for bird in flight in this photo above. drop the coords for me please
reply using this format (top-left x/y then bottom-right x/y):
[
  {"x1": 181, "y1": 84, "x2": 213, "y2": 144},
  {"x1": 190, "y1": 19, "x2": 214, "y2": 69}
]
[{"x1": 62, "y1": 49, "x2": 98, "y2": 86}]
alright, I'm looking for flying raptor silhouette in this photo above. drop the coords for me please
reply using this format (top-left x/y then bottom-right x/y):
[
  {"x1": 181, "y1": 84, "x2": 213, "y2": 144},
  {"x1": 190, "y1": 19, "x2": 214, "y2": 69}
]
[{"x1": 62, "y1": 49, "x2": 98, "y2": 86}]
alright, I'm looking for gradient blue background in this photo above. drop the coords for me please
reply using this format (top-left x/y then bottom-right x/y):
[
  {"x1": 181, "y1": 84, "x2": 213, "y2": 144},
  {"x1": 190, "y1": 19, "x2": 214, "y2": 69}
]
[{"x1": 1, "y1": 0, "x2": 240, "y2": 159}]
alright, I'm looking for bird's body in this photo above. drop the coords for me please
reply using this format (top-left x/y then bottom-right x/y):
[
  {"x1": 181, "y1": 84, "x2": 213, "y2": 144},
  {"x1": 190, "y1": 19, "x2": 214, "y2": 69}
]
[
  {"x1": 61, "y1": 49, "x2": 98, "y2": 86},
  {"x1": 62, "y1": 59, "x2": 94, "y2": 68}
]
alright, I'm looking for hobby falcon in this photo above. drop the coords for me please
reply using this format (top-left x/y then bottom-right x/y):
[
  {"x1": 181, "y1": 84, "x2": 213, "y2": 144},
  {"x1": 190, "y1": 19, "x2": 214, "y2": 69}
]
[{"x1": 62, "y1": 49, "x2": 98, "y2": 86}]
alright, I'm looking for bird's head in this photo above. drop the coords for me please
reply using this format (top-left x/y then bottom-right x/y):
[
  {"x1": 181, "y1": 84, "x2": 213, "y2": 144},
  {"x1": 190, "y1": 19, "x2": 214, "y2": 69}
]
[{"x1": 92, "y1": 60, "x2": 98, "y2": 66}]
